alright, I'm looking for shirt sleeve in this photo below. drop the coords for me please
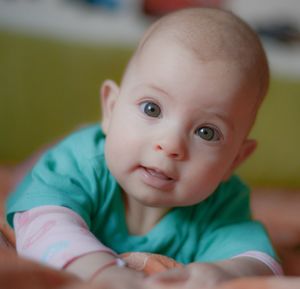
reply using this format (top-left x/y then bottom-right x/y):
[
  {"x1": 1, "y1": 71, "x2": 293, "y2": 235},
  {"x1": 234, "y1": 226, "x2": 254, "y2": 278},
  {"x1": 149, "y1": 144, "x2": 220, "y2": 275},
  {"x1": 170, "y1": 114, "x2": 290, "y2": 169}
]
[
  {"x1": 194, "y1": 176, "x2": 278, "y2": 262},
  {"x1": 232, "y1": 251, "x2": 283, "y2": 275},
  {"x1": 14, "y1": 206, "x2": 115, "y2": 268}
]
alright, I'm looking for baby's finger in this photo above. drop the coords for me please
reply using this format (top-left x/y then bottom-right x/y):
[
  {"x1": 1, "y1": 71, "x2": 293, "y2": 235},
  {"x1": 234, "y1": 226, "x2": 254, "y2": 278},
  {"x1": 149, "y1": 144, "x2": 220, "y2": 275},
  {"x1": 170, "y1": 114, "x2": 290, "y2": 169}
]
[{"x1": 146, "y1": 268, "x2": 189, "y2": 284}]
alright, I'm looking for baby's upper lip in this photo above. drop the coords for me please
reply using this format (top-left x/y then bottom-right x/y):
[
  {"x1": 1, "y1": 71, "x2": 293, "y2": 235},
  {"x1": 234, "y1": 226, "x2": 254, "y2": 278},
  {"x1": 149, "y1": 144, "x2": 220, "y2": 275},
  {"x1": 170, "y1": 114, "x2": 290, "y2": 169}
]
[{"x1": 141, "y1": 166, "x2": 177, "y2": 181}]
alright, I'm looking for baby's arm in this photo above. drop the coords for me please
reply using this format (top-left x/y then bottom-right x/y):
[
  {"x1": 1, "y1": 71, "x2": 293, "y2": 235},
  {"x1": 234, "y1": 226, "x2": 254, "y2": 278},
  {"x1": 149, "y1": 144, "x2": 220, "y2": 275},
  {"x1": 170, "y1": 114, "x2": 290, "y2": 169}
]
[
  {"x1": 148, "y1": 254, "x2": 282, "y2": 288},
  {"x1": 186, "y1": 255, "x2": 279, "y2": 283},
  {"x1": 14, "y1": 206, "x2": 143, "y2": 286},
  {"x1": 65, "y1": 250, "x2": 144, "y2": 287}
]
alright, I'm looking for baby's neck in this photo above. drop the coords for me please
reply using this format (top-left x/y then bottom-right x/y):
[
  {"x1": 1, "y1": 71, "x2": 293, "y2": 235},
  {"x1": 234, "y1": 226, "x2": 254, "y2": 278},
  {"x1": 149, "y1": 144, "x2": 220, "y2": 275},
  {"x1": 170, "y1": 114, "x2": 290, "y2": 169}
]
[{"x1": 123, "y1": 194, "x2": 170, "y2": 235}]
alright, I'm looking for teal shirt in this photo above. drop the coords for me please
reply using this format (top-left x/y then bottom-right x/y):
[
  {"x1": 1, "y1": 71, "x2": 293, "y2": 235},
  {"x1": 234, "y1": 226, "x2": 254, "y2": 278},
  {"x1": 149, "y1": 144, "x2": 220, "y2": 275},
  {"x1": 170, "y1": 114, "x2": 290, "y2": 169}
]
[{"x1": 6, "y1": 124, "x2": 276, "y2": 264}]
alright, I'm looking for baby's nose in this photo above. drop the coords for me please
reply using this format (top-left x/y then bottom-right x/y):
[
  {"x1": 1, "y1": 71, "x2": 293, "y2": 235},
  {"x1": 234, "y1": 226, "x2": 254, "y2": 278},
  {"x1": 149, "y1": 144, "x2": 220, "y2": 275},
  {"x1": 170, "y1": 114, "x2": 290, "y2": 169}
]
[{"x1": 154, "y1": 135, "x2": 187, "y2": 160}]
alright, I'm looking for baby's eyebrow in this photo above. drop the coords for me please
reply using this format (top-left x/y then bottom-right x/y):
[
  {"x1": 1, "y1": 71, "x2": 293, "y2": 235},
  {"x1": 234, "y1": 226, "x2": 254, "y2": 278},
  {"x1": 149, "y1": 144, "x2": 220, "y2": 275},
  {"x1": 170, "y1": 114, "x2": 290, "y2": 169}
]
[
  {"x1": 147, "y1": 84, "x2": 169, "y2": 98},
  {"x1": 197, "y1": 107, "x2": 235, "y2": 132},
  {"x1": 132, "y1": 83, "x2": 170, "y2": 99},
  {"x1": 213, "y1": 112, "x2": 235, "y2": 132}
]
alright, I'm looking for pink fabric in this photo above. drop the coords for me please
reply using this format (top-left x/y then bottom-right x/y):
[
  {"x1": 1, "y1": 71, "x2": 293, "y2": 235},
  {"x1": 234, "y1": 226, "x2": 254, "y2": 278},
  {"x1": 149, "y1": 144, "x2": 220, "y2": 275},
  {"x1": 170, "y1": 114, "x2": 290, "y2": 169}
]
[
  {"x1": 14, "y1": 206, "x2": 114, "y2": 268},
  {"x1": 232, "y1": 251, "x2": 284, "y2": 276}
]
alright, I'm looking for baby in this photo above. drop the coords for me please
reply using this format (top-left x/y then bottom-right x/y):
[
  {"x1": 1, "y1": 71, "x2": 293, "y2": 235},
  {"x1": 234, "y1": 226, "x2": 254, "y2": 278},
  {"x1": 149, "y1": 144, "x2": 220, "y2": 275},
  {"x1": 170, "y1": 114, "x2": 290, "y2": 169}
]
[{"x1": 5, "y1": 7, "x2": 282, "y2": 289}]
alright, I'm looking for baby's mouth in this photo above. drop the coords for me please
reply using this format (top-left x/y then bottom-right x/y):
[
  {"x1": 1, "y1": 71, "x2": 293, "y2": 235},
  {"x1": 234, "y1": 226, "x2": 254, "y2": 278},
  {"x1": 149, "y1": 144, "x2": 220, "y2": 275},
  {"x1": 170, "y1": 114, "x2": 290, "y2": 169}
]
[
  {"x1": 139, "y1": 166, "x2": 176, "y2": 190},
  {"x1": 143, "y1": 167, "x2": 173, "y2": 181}
]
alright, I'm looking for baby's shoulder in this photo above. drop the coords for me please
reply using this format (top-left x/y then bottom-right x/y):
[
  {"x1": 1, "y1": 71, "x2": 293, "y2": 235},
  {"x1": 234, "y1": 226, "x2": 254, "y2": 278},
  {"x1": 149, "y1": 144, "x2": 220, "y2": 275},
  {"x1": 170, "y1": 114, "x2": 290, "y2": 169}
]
[
  {"x1": 33, "y1": 124, "x2": 107, "y2": 177},
  {"x1": 193, "y1": 175, "x2": 250, "y2": 213},
  {"x1": 218, "y1": 175, "x2": 249, "y2": 195},
  {"x1": 54, "y1": 124, "x2": 106, "y2": 160}
]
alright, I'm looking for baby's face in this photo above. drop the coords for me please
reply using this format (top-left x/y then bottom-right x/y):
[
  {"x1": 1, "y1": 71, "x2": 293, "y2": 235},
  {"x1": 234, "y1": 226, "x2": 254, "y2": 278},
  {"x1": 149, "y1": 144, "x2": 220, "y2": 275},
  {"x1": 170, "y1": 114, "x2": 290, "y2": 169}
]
[{"x1": 102, "y1": 39, "x2": 259, "y2": 208}]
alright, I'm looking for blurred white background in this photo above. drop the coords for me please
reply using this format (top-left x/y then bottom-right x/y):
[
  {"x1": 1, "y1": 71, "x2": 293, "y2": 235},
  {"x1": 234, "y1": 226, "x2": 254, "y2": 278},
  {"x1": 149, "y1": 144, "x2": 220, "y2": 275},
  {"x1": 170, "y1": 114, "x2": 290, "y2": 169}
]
[{"x1": 0, "y1": 0, "x2": 299, "y2": 78}]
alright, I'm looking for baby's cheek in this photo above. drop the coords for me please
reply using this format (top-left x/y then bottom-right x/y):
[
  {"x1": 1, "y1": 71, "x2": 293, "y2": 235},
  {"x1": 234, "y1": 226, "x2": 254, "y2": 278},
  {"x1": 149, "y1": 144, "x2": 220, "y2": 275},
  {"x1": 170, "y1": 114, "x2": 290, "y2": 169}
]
[{"x1": 182, "y1": 167, "x2": 220, "y2": 197}]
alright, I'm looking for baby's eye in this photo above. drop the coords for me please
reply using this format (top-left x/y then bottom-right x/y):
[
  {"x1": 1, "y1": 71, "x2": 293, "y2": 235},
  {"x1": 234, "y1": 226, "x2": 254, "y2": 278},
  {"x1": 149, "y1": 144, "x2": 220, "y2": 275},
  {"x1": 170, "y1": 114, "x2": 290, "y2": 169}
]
[
  {"x1": 195, "y1": 126, "x2": 220, "y2": 141},
  {"x1": 140, "y1": 102, "x2": 161, "y2": 118}
]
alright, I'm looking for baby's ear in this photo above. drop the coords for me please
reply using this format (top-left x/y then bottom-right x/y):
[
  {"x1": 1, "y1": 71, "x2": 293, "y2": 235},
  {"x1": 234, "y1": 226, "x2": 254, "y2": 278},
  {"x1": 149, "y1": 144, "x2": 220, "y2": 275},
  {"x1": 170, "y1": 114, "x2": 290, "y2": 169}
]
[
  {"x1": 222, "y1": 139, "x2": 257, "y2": 181},
  {"x1": 100, "y1": 80, "x2": 119, "y2": 134}
]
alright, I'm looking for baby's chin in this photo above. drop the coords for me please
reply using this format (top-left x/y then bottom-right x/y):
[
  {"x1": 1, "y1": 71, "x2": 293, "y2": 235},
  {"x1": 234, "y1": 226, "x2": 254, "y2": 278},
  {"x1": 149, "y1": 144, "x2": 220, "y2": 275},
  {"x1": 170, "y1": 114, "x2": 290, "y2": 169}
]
[{"x1": 126, "y1": 191, "x2": 200, "y2": 209}]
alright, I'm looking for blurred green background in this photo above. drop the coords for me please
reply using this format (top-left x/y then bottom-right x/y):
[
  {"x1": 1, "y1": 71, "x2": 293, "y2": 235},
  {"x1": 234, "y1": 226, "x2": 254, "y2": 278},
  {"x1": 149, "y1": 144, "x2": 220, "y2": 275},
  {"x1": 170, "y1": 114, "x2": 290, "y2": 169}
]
[{"x1": 1, "y1": 29, "x2": 300, "y2": 188}]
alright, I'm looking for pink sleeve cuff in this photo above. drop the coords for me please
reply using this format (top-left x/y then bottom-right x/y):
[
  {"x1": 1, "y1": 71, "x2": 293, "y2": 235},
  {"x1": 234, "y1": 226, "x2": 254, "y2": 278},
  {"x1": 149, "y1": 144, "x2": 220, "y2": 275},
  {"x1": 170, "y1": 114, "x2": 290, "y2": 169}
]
[
  {"x1": 14, "y1": 205, "x2": 115, "y2": 268},
  {"x1": 232, "y1": 251, "x2": 284, "y2": 276}
]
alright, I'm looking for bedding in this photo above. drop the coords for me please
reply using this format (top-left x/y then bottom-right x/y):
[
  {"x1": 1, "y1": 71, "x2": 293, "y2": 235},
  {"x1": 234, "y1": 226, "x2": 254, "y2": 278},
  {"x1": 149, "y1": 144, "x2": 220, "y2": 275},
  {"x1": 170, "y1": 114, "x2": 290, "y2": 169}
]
[{"x1": 0, "y1": 245, "x2": 300, "y2": 289}]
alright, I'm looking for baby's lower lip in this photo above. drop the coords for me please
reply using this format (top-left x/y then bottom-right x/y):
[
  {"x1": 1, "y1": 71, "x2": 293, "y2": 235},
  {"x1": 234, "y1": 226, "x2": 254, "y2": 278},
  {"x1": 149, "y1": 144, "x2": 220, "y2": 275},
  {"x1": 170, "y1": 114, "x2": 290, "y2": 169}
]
[{"x1": 138, "y1": 166, "x2": 175, "y2": 190}]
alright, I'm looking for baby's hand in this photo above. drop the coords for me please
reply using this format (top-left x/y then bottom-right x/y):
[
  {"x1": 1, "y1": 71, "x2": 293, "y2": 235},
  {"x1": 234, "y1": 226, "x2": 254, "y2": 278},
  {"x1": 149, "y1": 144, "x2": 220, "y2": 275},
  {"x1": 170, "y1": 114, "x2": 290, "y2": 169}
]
[
  {"x1": 146, "y1": 262, "x2": 234, "y2": 289},
  {"x1": 90, "y1": 262, "x2": 145, "y2": 289}
]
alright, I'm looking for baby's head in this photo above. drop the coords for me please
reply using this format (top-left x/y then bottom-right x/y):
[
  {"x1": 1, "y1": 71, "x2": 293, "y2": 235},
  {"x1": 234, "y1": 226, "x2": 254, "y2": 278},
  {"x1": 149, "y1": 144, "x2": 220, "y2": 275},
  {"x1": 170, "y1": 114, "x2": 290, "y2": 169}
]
[
  {"x1": 101, "y1": 8, "x2": 269, "y2": 208},
  {"x1": 132, "y1": 8, "x2": 268, "y2": 114}
]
